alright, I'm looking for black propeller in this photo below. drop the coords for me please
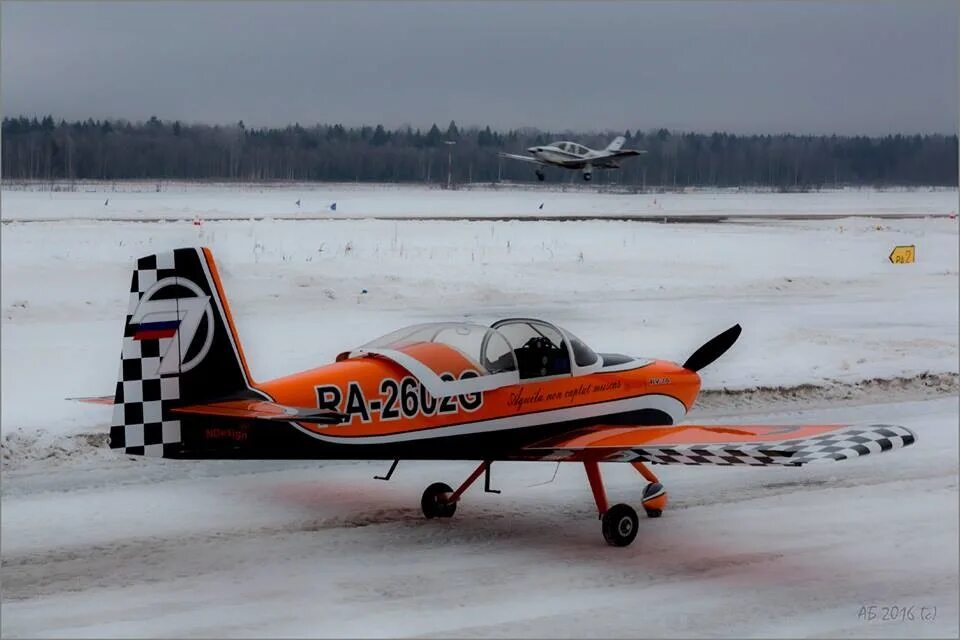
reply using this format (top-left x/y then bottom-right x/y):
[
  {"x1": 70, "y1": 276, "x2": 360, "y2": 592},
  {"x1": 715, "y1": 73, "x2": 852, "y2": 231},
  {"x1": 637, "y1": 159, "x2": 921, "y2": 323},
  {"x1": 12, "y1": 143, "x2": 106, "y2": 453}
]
[{"x1": 682, "y1": 324, "x2": 742, "y2": 372}]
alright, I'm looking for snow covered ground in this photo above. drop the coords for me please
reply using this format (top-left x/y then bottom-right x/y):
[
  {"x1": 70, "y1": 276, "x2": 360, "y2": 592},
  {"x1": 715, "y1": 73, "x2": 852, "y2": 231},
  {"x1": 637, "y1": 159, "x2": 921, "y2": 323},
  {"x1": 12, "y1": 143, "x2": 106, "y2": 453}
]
[
  {"x1": 2, "y1": 182, "x2": 957, "y2": 221},
  {"x1": 2, "y1": 397, "x2": 957, "y2": 638},
  {"x1": 2, "y1": 208, "x2": 956, "y2": 439},
  {"x1": 1, "y1": 186, "x2": 957, "y2": 637}
]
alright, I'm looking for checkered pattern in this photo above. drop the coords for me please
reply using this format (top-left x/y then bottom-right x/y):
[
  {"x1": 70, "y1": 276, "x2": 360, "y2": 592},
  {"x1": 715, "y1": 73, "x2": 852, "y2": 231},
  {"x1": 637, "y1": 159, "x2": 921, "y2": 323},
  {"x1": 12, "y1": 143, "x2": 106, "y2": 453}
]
[
  {"x1": 109, "y1": 252, "x2": 184, "y2": 457},
  {"x1": 623, "y1": 425, "x2": 916, "y2": 467}
]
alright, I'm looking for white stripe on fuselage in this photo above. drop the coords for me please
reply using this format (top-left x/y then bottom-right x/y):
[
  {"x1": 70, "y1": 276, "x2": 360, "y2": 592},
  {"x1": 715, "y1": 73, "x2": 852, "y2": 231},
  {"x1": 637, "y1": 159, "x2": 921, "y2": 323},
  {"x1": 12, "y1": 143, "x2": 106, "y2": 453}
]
[
  {"x1": 288, "y1": 393, "x2": 687, "y2": 444},
  {"x1": 535, "y1": 149, "x2": 583, "y2": 165}
]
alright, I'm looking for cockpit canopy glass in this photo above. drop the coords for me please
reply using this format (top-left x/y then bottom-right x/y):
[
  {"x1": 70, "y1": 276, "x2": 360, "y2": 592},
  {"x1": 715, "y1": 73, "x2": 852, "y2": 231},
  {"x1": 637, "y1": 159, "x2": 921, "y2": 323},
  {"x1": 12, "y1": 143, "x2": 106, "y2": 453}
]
[
  {"x1": 496, "y1": 320, "x2": 569, "y2": 379},
  {"x1": 355, "y1": 319, "x2": 601, "y2": 384},
  {"x1": 564, "y1": 327, "x2": 600, "y2": 367},
  {"x1": 553, "y1": 142, "x2": 587, "y2": 155},
  {"x1": 356, "y1": 322, "x2": 517, "y2": 376},
  {"x1": 491, "y1": 318, "x2": 599, "y2": 378}
]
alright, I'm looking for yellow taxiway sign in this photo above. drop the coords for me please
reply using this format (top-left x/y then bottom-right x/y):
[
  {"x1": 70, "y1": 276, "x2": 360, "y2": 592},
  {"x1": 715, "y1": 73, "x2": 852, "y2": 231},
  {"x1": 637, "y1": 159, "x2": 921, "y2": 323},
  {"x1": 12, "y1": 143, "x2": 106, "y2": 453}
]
[{"x1": 889, "y1": 245, "x2": 916, "y2": 264}]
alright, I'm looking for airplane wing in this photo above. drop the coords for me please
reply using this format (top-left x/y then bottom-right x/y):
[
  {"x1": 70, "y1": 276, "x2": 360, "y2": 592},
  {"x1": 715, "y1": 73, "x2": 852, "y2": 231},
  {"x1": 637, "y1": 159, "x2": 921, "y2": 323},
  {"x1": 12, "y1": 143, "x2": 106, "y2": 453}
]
[
  {"x1": 520, "y1": 423, "x2": 916, "y2": 466},
  {"x1": 498, "y1": 152, "x2": 547, "y2": 165}
]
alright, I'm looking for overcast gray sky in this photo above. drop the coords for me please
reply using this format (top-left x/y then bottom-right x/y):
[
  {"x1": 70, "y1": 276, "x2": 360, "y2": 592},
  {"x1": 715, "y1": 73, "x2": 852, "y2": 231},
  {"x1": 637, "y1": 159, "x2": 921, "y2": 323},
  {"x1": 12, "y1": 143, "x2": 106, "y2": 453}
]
[{"x1": 2, "y1": 0, "x2": 957, "y2": 135}]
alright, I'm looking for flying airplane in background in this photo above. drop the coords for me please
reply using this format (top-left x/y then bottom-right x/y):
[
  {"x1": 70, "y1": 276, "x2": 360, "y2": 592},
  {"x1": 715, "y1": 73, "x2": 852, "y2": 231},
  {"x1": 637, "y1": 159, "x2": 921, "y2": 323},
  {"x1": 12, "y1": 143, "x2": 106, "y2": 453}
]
[
  {"x1": 499, "y1": 136, "x2": 645, "y2": 182},
  {"x1": 74, "y1": 248, "x2": 916, "y2": 547}
]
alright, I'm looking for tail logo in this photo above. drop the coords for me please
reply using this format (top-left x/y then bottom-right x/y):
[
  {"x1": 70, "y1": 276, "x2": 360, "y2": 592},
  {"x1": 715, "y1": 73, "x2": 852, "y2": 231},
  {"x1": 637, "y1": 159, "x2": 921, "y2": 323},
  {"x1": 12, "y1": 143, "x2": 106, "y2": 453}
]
[{"x1": 130, "y1": 277, "x2": 214, "y2": 375}]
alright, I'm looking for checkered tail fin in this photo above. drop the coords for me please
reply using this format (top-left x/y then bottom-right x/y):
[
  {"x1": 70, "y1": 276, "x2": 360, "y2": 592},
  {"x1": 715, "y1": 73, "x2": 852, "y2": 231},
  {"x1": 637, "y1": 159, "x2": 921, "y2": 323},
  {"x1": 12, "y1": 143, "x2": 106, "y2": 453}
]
[{"x1": 109, "y1": 247, "x2": 258, "y2": 457}]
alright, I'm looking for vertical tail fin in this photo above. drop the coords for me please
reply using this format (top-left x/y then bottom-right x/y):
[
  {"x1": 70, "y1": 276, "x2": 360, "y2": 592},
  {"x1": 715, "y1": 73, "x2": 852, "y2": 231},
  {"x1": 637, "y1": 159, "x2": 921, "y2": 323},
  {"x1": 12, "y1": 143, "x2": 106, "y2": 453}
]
[
  {"x1": 109, "y1": 247, "x2": 259, "y2": 457},
  {"x1": 605, "y1": 136, "x2": 626, "y2": 152}
]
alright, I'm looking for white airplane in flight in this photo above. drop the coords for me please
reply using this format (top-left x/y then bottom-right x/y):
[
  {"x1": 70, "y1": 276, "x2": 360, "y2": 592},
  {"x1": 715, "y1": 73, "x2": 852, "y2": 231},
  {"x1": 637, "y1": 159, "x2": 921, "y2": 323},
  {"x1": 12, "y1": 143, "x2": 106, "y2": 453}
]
[{"x1": 499, "y1": 136, "x2": 645, "y2": 181}]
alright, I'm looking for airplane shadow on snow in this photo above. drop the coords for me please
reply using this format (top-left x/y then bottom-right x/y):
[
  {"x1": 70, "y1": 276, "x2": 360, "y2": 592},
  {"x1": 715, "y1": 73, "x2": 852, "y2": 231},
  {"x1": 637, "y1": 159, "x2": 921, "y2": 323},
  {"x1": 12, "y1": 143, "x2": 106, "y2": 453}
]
[{"x1": 262, "y1": 476, "x2": 848, "y2": 588}]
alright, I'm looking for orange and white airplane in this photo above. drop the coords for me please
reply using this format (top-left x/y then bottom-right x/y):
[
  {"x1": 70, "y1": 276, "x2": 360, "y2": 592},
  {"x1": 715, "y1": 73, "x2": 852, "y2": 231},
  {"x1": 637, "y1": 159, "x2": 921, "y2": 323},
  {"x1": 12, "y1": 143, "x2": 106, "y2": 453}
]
[{"x1": 77, "y1": 247, "x2": 917, "y2": 546}]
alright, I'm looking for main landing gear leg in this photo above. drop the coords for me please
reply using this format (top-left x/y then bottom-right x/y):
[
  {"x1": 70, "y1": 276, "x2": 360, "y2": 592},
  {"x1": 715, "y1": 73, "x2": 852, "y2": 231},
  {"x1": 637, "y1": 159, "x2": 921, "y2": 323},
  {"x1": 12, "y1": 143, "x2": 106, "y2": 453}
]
[
  {"x1": 632, "y1": 461, "x2": 668, "y2": 518},
  {"x1": 421, "y1": 460, "x2": 497, "y2": 519},
  {"x1": 583, "y1": 460, "x2": 639, "y2": 547}
]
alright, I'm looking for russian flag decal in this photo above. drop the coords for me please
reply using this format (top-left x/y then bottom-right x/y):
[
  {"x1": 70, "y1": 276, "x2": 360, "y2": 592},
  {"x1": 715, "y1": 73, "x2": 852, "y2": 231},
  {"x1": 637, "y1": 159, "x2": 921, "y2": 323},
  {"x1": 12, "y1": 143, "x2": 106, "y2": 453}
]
[{"x1": 133, "y1": 319, "x2": 181, "y2": 341}]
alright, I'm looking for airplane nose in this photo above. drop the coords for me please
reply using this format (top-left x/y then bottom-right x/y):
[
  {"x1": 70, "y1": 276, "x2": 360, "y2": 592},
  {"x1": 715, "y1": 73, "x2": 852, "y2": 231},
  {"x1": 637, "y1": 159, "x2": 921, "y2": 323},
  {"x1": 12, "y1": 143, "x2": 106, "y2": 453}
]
[{"x1": 527, "y1": 147, "x2": 539, "y2": 153}]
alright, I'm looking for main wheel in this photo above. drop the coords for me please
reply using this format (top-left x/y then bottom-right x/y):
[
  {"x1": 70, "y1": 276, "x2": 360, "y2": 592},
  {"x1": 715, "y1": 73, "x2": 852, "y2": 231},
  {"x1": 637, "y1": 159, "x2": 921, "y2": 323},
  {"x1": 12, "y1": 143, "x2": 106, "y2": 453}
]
[
  {"x1": 583, "y1": 172, "x2": 592, "y2": 182},
  {"x1": 421, "y1": 482, "x2": 457, "y2": 519},
  {"x1": 601, "y1": 503, "x2": 639, "y2": 547}
]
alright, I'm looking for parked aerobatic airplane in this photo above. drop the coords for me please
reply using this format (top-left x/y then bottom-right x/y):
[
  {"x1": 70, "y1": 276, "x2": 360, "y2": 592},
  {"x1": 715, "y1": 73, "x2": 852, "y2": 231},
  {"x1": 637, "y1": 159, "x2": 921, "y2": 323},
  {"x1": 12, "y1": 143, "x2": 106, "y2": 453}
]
[
  {"x1": 498, "y1": 136, "x2": 645, "y2": 182},
  {"x1": 76, "y1": 248, "x2": 916, "y2": 546}
]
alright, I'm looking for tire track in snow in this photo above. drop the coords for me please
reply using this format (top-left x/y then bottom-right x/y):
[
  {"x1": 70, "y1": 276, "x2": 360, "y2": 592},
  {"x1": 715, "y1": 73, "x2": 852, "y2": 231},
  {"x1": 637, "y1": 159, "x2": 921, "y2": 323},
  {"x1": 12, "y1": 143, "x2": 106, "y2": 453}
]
[{"x1": 2, "y1": 465, "x2": 954, "y2": 602}]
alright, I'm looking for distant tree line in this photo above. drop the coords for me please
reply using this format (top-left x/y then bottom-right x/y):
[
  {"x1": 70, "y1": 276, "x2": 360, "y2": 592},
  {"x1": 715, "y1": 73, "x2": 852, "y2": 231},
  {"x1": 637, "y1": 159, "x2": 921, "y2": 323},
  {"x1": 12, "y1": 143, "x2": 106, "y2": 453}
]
[{"x1": 2, "y1": 115, "x2": 957, "y2": 188}]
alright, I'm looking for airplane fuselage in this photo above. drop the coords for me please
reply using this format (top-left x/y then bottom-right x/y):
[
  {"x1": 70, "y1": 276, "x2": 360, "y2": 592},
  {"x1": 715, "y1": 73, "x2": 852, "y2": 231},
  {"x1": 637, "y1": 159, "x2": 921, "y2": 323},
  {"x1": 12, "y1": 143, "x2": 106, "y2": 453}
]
[
  {"x1": 527, "y1": 145, "x2": 622, "y2": 169},
  {"x1": 178, "y1": 355, "x2": 701, "y2": 461}
]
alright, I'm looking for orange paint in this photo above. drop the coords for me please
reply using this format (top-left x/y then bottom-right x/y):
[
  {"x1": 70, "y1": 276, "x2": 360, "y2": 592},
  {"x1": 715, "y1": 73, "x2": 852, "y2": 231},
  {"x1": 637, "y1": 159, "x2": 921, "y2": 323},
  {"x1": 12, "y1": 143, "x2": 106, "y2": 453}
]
[
  {"x1": 203, "y1": 247, "x2": 257, "y2": 385},
  {"x1": 535, "y1": 423, "x2": 846, "y2": 450},
  {"x1": 254, "y1": 346, "x2": 700, "y2": 439},
  {"x1": 632, "y1": 461, "x2": 660, "y2": 483},
  {"x1": 583, "y1": 460, "x2": 608, "y2": 515}
]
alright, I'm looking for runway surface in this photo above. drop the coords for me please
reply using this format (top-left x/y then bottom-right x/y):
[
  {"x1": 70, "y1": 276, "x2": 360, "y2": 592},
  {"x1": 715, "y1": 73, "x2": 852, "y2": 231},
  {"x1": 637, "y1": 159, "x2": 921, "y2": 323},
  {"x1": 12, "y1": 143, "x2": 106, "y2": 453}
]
[{"x1": 3, "y1": 395, "x2": 957, "y2": 638}]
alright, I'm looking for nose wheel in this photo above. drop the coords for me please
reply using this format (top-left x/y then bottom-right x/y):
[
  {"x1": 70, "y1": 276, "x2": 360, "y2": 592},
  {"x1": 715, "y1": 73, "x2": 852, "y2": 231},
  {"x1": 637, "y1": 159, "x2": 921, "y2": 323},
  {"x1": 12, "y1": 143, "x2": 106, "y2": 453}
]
[
  {"x1": 585, "y1": 460, "x2": 668, "y2": 546},
  {"x1": 535, "y1": 169, "x2": 545, "y2": 181},
  {"x1": 641, "y1": 481, "x2": 667, "y2": 518},
  {"x1": 634, "y1": 462, "x2": 668, "y2": 518}
]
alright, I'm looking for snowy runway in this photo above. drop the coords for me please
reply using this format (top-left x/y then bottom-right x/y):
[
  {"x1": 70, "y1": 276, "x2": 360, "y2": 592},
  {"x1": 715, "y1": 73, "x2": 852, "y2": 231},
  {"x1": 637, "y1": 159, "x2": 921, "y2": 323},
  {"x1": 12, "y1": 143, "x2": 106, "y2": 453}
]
[{"x1": 2, "y1": 397, "x2": 957, "y2": 638}]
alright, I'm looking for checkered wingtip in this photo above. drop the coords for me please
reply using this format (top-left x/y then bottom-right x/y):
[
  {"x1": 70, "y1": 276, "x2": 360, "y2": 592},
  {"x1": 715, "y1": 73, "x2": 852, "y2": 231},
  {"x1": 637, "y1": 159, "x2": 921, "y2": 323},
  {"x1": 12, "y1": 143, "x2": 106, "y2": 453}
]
[{"x1": 628, "y1": 424, "x2": 917, "y2": 466}]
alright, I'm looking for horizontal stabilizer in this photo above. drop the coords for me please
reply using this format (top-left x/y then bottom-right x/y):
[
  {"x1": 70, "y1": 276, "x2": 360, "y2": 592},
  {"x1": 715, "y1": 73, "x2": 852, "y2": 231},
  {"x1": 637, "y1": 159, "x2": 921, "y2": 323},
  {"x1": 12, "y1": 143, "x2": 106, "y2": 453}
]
[
  {"x1": 523, "y1": 423, "x2": 916, "y2": 466},
  {"x1": 69, "y1": 394, "x2": 346, "y2": 423},
  {"x1": 610, "y1": 149, "x2": 644, "y2": 157},
  {"x1": 170, "y1": 399, "x2": 347, "y2": 424},
  {"x1": 68, "y1": 395, "x2": 115, "y2": 405}
]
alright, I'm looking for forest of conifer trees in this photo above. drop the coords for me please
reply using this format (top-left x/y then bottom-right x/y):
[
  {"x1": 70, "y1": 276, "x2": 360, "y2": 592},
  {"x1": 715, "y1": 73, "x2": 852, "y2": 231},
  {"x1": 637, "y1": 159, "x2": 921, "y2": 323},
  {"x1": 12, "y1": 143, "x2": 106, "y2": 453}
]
[{"x1": 2, "y1": 115, "x2": 957, "y2": 188}]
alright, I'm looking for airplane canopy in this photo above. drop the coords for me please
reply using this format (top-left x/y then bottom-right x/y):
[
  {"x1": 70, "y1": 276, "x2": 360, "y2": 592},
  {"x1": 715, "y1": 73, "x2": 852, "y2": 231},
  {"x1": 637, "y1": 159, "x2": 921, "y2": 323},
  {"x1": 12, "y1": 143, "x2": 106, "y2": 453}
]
[
  {"x1": 343, "y1": 319, "x2": 606, "y2": 397},
  {"x1": 552, "y1": 141, "x2": 589, "y2": 155},
  {"x1": 353, "y1": 322, "x2": 517, "y2": 375},
  {"x1": 343, "y1": 322, "x2": 521, "y2": 397}
]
